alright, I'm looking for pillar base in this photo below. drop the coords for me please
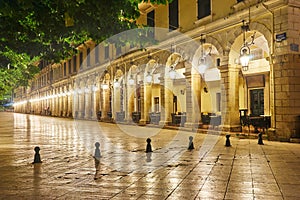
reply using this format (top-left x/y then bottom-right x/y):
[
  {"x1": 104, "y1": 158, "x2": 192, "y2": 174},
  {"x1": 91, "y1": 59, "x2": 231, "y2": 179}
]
[
  {"x1": 267, "y1": 128, "x2": 277, "y2": 141},
  {"x1": 138, "y1": 119, "x2": 147, "y2": 126},
  {"x1": 184, "y1": 122, "x2": 200, "y2": 129},
  {"x1": 219, "y1": 125, "x2": 241, "y2": 132},
  {"x1": 125, "y1": 119, "x2": 133, "y2": 123},
  {"x1": 159, "y1": 120, "x2": 171, "y2": 127}
]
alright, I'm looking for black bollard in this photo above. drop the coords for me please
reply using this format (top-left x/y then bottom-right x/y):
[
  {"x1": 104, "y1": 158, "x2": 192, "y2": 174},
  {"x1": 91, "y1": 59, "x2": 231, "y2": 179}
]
[
  {"x1": 258, "y1": 132, "x2": 264, "y2": 145},
  {"x1": 94, "y1": 142, "x2": 101, "y2": 160},
  {"x1": 146, "y1": 138, "x2": 153, "y2": 153},
  {"x1": 188, "y1": 136, "x2": 195, "y2": 150},
  {"x1": 33, "y1": 146, "x2": 42, "y2": 164},
  {"x1": 225, "y1": 134, "x2": 231, "y2": 147}
]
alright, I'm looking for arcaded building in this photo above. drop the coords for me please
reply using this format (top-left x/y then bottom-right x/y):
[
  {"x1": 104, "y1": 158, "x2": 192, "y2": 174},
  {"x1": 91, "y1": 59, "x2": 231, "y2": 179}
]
[{"x1": 13, "y1": 0, "x2": 300, "y2": 141}]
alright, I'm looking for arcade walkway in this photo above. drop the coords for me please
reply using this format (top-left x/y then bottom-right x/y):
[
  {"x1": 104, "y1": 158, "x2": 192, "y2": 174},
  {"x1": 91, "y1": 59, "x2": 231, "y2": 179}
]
[{"x1": 0, "y1": 112, "x2": 299, "y2": 199}]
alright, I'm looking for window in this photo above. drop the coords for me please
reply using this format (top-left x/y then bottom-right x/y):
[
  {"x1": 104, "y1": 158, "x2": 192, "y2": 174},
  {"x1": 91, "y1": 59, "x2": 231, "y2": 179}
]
[
  {"x1": 95, "y1": 45, "x2": 99, "y2": 64},
  {"x1": 59, "y1": 65, "x2": 63, "y2": 78},
  {"x1": 104, "y1": 45, "x2": 109, "y2": 59},
  {"x1": 154, "y1": 97, "x2": 159, "y2": 112},
  {"x1": 87, "y1": 48, "x2": 91, "y2": 67},
  {"x1": 73, "y1": 56, "x2": 77, "y2": 72},
  {"x1": 250, "y1": 48, "x2": 263, "y2": 60},
  {"x1": 169, "y1": 0, "x2": 178, "y2": 30},
  {"x1": 79, "y1": 52, "x2": 83, "y2": 69},
  {"x1": 130, "y1": 42, "x2": 134, "y2": 49},
  {"x1": 147, "y1": 10, "x2": 155, "y2": 37},
  {"x1": 116, "y1": 45, "x2": 121, "y2": 56},
  {"x1": 173, "y1": 95, "x2": 177, "y2": 113},
  {"x1": 197, "y1": 0, "x2": 211, "y2": 19},
  {"x1": 68, "y1": 60, "x2": 72, "y2": 74},
  {"x1": 216, "y1": 93, "x2": 221, "y2": 112},
  {"x1": 50, "y1": 69, "x2": 53, "y2": 82},
  {"x1": 63, "y1": 62, "x2": 66, "y2": 76}
]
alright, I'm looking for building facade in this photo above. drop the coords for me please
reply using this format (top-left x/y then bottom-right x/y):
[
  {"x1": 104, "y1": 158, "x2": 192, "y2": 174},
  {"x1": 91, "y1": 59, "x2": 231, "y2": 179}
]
[{"x1": 14, "y1": 0, "x2": 300, "y2": 141}]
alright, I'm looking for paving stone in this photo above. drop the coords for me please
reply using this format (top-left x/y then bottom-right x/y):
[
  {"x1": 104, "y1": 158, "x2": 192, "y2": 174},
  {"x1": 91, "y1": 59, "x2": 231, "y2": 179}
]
[{"x1": 1, "y1": 113, "x2": 300, "y2": 199}]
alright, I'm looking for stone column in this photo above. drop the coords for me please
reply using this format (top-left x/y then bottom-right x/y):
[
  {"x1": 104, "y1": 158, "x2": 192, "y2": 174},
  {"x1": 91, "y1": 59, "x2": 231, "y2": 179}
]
[
  {"x1": 218, "y1": 64, "x2": 241, "y2": 132},
  {"x1": 97, "y1": 84, "x2": 101, "y2": 114},
  {"x1": 159, "y1": 76, "x2": 173, "y2": 126},
  {"x1": 100, "y1": 88, "x2": 105, "y2": 120},
  {"x1": 56, "y1": 92, "x2": 60, "y2": 117},
  {"x1": 50, "y1": 90, "x2": 54, "y2": 116},
  {"x1": 140, "y1": 82, "x2": 151, "y2": 125},
  {"x1": 127, "y1": 85, "x2": 135, "y2": 122},
  {"x1": 139, "y1": 82, "x2": 146, "y2": 125},
  {"x1": 55, "y1": 89, "x2": 59, "y2": 116},
  {"x1": 58, "y1": 89, "x2": 63, "y2": 117},
  {"x1": 113, "y1": 85, "x2": 121, "y2": 120},
  {"x1": 63, "y1": 93, "x2": 67, "y2": 117},
  {"x1": 184, "y1": 70, "x2": 202, "y2": 128},
  {"x1": 78, "y1": 89, "x2": 85, "y2": 119},
  {"x1": 73, "y1": 89, "x2": 79, "y2": 118},
  {"x1": 84, "y1": 87, "x2": 92, "y2": 119},
  {"x1": 91, "y1": 86, "x2": 99, "y2": 120},
  {"x1": 102, "y1": 87, "x2": 111, "y2": 120}
]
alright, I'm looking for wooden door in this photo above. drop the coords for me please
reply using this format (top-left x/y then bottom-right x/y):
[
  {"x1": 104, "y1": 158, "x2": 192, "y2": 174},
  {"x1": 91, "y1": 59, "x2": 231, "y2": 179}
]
[{"x1": 250, "y1": 89, "x2": 264, "y2": 116}]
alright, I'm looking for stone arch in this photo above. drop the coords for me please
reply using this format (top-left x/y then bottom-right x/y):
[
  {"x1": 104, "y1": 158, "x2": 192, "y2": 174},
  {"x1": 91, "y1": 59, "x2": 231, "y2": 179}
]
[
  {"x1": 157, "y1": 50, "x2": 173, "y2": 65},
  {"x1": 192, "y1": 39, "x2": 221, "y2": 84},
  {"x1": 206, "y1": 36, "x2": 224, "y2": 58},
  {"x1": 250, "y1": 21, "x2": 272, "y2": 49},
  {"x1": 224, "y1": 21, "x2": 272, "y2": 67},
  {"x1": 145, "y1": 59, "x2": 159, "y2": 73},
  {"x1": 228, "y1": 30, "x2": 270, "y2": 68}
]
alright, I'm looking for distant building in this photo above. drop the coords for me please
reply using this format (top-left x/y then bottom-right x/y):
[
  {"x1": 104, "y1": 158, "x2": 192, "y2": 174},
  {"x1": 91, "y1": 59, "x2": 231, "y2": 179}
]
[{"x1": 13, "y1": 0, "x2": 300, "y2": 141}]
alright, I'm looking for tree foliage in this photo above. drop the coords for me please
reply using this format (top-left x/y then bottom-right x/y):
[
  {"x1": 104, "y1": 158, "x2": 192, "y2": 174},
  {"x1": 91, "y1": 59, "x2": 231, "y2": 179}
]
[{"x1": 0, "y1": 0, "x2": 171, "y2": 100}]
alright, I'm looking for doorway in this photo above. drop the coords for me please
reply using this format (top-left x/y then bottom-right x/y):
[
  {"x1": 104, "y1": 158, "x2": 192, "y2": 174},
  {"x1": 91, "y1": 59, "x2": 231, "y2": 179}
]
[{"x1": 250, "y1": 89, "x2": 264, "y2": 116}]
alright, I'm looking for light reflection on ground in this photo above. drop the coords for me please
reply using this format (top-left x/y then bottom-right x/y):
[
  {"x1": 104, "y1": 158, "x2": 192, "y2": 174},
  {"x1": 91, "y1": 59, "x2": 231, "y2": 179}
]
[{"x1": 0, "y1": 112, "x2": 299, "y2": 199}]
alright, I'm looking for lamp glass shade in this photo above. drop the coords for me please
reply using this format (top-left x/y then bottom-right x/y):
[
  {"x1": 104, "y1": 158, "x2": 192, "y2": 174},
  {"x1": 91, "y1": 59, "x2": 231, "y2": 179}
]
[
  {"x1": 198, "y1": 63, "x2": 206, "y2": 74},
  {"x1": 128, "y1": 78, "x2": 135, "y2": 85},
  {"x1": 197, "y1": 57, "x2": 207, "y2": 74},
  {"x1": 102, "y1": 84, "x2": 109, "y2": 90},
  {"x1": 240, "y1": 48, "x2": 250, "y2": 70},
  {"x1": 146, "y1": 73, "x2": 152, "y2": 83},
  {"x1": 169, "y1": 69, "x2": 176, "y2": 79},
  {"x1": 114, "y1": 80, "x2": 120, "y2": 88}
]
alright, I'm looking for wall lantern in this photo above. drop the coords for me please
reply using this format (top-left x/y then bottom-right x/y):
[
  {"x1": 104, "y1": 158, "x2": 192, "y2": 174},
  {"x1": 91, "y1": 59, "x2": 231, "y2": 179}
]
[
  {"x1": 240, "y1": 47, "x2": 250, "y2": 71},
  {"x1": 239, "y1": 20, "x2": 255, "y2": 71},
  {"x1": 114, "y1": 79, "x2": 120, "y2": 88},
  {"x1": 102, "y1": 83, "x2": 109, "y2": 90},
  {"x1": 197, "y1": 34, "x2": 211, "y2": 75},
  {"x1": 92, "y1": 85, "x2": 98, "y2": 92},
  {"x1": 128, "y1": 75, "x2": 135, "y2": 86}
]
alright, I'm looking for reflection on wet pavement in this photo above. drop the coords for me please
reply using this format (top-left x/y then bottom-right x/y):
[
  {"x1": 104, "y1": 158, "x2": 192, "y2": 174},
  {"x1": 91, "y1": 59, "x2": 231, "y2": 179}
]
[{"x1": 0, "y1": 112, "x2": 300, "y2": 199}]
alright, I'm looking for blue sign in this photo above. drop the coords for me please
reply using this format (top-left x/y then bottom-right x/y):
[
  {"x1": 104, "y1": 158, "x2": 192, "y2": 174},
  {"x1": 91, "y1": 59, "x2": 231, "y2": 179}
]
[{"x1": 276, "y1": 32, "x2": 287, "y2": 42}]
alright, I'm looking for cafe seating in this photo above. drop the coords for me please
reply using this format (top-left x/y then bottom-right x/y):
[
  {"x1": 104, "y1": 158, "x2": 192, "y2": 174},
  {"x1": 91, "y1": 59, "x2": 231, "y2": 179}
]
[
  {"x1": 239, "y1": 109, "x2": 271, "y2": 133},
  {"x1": 132, "y1": 112, "x2": 141, "y2": 123},
  {"x1": 149, "y1": 112, "x2": 160, "y2": 124},
  {"x1": 201, "y1": 112, "x2": 221, "y2": 126},
  {"x1": 116, "y1": 111, "x2": 125, "y2": 122},
  {"x1": 171, "y1": 112, "x2": 186, "y2": 127}
]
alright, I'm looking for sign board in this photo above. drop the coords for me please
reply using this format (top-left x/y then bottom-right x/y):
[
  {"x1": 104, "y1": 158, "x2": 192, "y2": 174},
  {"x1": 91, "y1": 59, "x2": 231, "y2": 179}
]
[
  {"x1": 276, "y1": 32, "x2": 287, "y2": 42},
  {"x1": 290, "y1": 43, "x2": 299, "y2": 52}
]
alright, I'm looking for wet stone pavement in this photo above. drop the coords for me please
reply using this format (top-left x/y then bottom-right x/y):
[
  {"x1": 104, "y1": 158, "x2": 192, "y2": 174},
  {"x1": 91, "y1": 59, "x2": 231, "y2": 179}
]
[{"x1": 0, "y1": 112, "x2": 300, "y2": 200}]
